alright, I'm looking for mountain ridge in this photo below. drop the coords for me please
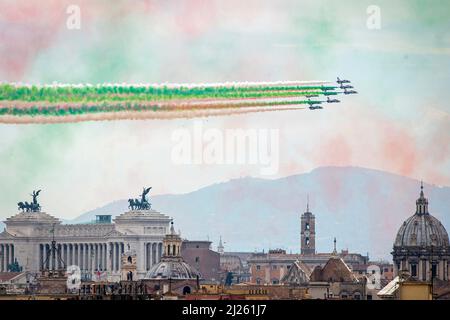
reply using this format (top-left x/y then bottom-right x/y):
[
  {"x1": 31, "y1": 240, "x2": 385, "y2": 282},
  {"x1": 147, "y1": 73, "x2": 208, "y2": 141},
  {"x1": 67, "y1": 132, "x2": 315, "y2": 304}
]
[
  {"x1": 66, "y1": 166, "x2": 450, "y2": 260},
  {"x1": 1, "y1": 166, "x2": 448, "y2": 261}
]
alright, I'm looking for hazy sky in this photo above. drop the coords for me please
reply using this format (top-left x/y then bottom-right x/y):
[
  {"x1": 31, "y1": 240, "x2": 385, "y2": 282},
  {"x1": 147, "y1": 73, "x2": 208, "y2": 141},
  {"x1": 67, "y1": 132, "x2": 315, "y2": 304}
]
[{"x1": 0, "y1": 0, "x2": 449, "y2": 222}]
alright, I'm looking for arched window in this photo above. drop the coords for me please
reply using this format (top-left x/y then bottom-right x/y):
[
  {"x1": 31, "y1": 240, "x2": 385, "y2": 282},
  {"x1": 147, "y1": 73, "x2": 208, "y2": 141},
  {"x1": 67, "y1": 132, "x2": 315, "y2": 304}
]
[
  {"x1": 305, "y1": 237, "x2": 310, "y2": 245},
  {"x1": 182, "y1": 286, "x2": 191, "y2": 295}
]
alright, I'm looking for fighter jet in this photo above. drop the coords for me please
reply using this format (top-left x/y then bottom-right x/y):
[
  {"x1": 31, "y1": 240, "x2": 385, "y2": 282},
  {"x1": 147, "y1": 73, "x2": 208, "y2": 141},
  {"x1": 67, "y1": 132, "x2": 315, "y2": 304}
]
[
  {"x1": 327, "y1": 97, "x2": 340, "y2": 103},
  {"x1": 321, "y1": 85, "x2": 334, "y2": 92},
  {"x1": 343, "y1": 88, "x2": 357, "y2": 95},
  {"x1": 323, "y1": 91, "x2": 338, "y2": 96},
  {"x1": 306, "y1": 99, "x2": 323, "y2": 110},
  {"x1": 340, "y1": 84, "x2": 354, "y2": 89},
  {"x1": 337, "y1": 77, "x2": 351, "y2": 84}
]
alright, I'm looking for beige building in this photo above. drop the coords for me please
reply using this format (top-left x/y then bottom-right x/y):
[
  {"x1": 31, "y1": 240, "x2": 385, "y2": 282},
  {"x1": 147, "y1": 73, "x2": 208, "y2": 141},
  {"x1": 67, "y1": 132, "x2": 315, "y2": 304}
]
[
  {"x1": 0, "y1": 209, "x2": 171, "y2": 281},
  {"x1": 379, "y1": 183, "x2": 450, "y2": 300},
  {"x1": 392, "y1": 183, "x2": 449, "y2": 281}
]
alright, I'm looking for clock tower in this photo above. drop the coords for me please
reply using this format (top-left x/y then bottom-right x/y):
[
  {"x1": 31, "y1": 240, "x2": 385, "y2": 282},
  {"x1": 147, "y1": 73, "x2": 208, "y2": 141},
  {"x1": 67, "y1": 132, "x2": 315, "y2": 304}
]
[{"x1": 300, "y1": 198, "x2": 316, "y2": 255}]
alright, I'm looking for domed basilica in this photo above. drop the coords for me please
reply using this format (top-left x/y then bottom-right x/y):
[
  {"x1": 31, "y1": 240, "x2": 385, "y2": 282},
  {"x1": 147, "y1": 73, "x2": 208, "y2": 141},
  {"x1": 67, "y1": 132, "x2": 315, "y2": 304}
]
[
  {"x1": 393, "y1": 183, "x2": 449, "y2": 281},
  {"x1": 145, "y1": 221, "x2": 201, "y2": 280}
]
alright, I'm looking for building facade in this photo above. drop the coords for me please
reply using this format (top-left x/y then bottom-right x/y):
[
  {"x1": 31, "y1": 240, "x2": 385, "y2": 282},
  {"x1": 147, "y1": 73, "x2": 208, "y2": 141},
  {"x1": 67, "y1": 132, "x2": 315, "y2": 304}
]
[
  {"x1": 0, "y1": 209, "x2": 171, "y2": 281},
  {"x1": 247, "y1": 201, "x2": 368, "y2": 285},
  {"x1": 301, "y1": 201, "x2": 316, "y2": 255},
  {"x1": 181, "y1": 240, "x2": 220, "y2": 282},
  {"x1": 392, "y1": 183, "x2": 449, "y2": 281},
  {"x1": 144, "y1": 222, "x2": 201, "y2": 296}
]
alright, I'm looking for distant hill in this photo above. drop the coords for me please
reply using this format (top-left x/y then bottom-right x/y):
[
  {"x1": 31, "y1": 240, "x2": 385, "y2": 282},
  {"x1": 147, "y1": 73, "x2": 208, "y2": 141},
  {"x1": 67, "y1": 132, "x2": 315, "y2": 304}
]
[{"x1": 65, "y1": 166, "x2": 450, "y2": 260}]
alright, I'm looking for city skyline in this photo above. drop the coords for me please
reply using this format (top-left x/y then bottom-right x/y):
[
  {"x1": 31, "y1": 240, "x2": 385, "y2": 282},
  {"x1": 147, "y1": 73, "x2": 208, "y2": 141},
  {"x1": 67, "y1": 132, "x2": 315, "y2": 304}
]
[{"x1": 1, "y1": 0, "x2": 449, "y2": 225}]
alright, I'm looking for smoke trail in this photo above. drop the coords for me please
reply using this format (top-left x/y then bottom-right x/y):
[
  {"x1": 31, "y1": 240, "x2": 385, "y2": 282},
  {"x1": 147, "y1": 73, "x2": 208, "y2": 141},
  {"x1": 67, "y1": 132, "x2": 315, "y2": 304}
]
[{"x1": 0, "y1": 80, "x2": 341, "y2": 123}]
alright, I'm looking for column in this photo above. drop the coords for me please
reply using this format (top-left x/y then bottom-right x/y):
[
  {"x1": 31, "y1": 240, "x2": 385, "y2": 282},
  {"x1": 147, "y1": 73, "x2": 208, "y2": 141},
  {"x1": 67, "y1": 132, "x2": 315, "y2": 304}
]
[
  {"x1": 62, "y1": 244, "x2": 66, "y2": 268},
  {"x1": 98, "y1": 244, "x2": 102, "y2": 270},
  {"x1": 37, "y1": 244, "x2": 41, "y2": 271},
  {"x1": 92, "y1": 243, "x2": 96, "y2": 271},
  {"x1": 2, "y1": 244, "x2": 6, "y2": 271},
  {"x1": 88, "y1": 244, "x2": 92, "y2": 271},
  {"x1": 439, "y1": 261, "x2": 444, "y2": 280},
  {"x1": 158, "y1": 243, "x2": 162, "y2": 262},
  {"x1": 107, "y1": 243, "x2": 112, "y2": 271},
  {"x1": 116, "y1": 243, "x2": 120, "y2": 271},
  {"x1": 112, "y1": 242, "x2": 117, "y2": 271},
  {"x1": 41, "y1": 244, "x2": 45, "y2": 270},
  {"x1": 1, "y1": 244, "x2": 4, "y2": 272},
  {"x1": 418, "y1": 260, "x2": 423, "y2": 281},
  {"x1": 149, "y1": 243, "x2": 152, "y2": 270},
  {"x1": 103, "y1": 244, "x2": 107, "y2": 271},
  {"x1": 56, "y1": 244, "x2": 61, "y2": 269},
  {"x1": 94, "y1": 243, "x2": 98, "y2": 270},
  {"x1": 445, "y1": 260, "x2": 448, "y2": 280},
  {"x1": 145, "y1": 243, "x2": 149, "y2": 270},
  {"x1": 99, "y1": 243, "x2": 105, "y2": 270},
  {"x1": 10, "y1": 244, "x2": 14, "y2": 265},
  {"x1": 87, "y1": 244, "x2": 91, "y2": 271},
  {"x1": 42, "y1": 243, "x2": 48, "y2": 270},
  {"x1": 5, "y1": 245, "x2": 9, "y2": 270},
  {"x1": 119, "y1": 242, "x2": 122, "y2": 270},
  {"x1": 110, "y1": 243, "x2": 114, "y2": 271},
  {"x1": 76, "y1": 244, "x2": 79, "y2": 268},
  {"x1": 152, "y1": 243, "x2": 156, "y2": 265}
]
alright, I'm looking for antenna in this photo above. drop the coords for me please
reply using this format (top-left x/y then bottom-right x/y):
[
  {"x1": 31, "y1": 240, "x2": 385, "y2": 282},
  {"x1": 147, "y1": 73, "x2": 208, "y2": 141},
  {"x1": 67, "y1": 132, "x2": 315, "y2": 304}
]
[{"x1": 306, "y1": 194, "x2": 310, "y2": 212}]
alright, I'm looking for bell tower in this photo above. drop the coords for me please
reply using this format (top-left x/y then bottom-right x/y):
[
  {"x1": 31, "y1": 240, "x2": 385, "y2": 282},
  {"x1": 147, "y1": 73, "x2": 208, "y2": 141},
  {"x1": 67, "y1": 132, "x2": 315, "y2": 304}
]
[{"x1": 300, "y1": 197, "x2": 316, "y2": 255}]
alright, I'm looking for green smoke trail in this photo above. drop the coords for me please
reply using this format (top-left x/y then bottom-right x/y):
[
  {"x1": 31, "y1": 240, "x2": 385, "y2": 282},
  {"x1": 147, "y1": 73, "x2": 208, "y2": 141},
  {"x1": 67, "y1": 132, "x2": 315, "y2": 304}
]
[{"x1": 0, "y1": 82, "x2": 341, "y2": 122}]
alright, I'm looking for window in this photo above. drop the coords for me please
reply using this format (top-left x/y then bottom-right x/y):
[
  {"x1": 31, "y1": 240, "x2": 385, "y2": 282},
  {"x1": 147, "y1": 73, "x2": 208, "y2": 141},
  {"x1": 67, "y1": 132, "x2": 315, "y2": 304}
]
[
  {"x1": 256, "y1": 265, "x2": 261, "y2": 270},
  {"x1": 272, "y1": 265, "x2": 277, "y2": 270},
  {"x1": 305, "y1": 237, "x2": 310, "y2": 245},
  {"x1": 305, "y1": 223, "x2": 310, "y2": 230},
  {"x1": 195, "y1": 257, "x2": 200, "y2": 263},
  {"x1": 411, "y1": 264, "x2": 417, "y2": 277},
  {"x1": 432, "y1": 264, "x2": 437, "y2": 278}
]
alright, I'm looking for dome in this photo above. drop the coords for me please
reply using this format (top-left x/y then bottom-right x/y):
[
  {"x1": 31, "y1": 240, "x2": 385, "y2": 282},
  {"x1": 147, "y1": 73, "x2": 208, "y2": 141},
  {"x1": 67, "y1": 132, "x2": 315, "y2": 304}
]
[
  {"x1": 145, "y1": 220, "x2": 201, "y2": 280},
  {"x1": 145, "y1": 257, "x2": 201, "y2": 280},
  {"x1": 394, "y1": 213, "x2": 449, "y2": 247},
  {"x1": 394, "y1": 183, "x2": 449, "y2": 248}
]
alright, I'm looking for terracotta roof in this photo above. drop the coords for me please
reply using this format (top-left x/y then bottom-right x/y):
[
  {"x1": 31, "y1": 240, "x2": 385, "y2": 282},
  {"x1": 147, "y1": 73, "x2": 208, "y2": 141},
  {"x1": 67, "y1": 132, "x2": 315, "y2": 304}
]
[
  {"x1": 0, "y1": 272, "x2": 25, "y2": 282},
  {"x1": 310, "y1": 257, "x2": 358, "y2": 282}
]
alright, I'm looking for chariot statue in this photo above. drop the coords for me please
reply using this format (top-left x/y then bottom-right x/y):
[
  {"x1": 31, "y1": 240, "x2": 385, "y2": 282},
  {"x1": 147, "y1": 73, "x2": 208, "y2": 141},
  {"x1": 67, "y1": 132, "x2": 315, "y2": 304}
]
[
  {"x1": 128, "y1": 187, "x2": 152, "y2": 211},
  {"x1": 17, "y1": 189, "x2": 41, "y2": 212}
]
